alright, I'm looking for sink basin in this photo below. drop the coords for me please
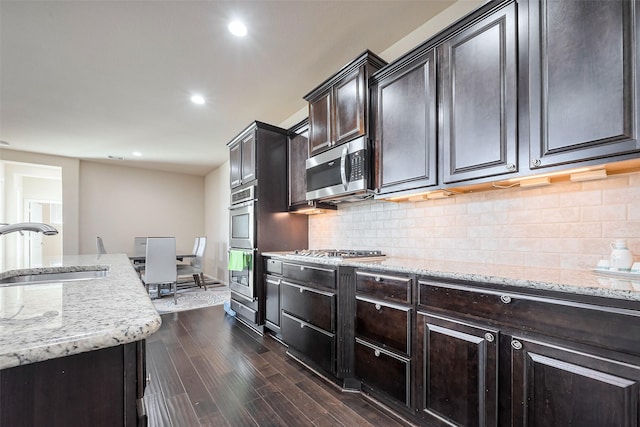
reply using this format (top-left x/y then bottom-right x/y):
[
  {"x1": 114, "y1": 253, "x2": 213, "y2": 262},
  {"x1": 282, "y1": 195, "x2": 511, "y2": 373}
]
[{"x1": 0, "y1": 268, "x2": 109, "y2": 286}]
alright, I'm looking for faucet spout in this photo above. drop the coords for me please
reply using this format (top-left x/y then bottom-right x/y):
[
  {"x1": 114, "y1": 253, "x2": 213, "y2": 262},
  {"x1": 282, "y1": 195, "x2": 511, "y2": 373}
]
[{"x1": 0, "y1": 222, "x2": 58, "y2": 236}]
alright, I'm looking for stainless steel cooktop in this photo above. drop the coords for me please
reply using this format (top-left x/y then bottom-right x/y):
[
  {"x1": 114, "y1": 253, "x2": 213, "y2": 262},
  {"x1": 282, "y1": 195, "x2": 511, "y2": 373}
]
[{"x1": 290, "y1": 249, "x2": 386, "y2": 261}]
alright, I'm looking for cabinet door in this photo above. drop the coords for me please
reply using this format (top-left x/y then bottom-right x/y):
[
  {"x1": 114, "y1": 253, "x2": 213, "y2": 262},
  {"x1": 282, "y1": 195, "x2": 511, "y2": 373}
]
[
  {"x1": 333, "y1": 67, "x2": 365, "y2": 145},
  {"x1": 309, "y1": 89, "x2": 332, "y2": 156},
  {"x1": 288, "y1": 125, "x2": 309, "y2": 207},
  {"x1": 440, "y1": 2, "x2": 518, "y2": 184},
  {"x1": 511, "y1": 336, "x2": 640, "y2": 427},
  {"x1": 527, "y1": 0, "x2": 640, "y2": 169},
  {"x1": 265, "y1": 275, "x2": 280, "y2": 328},
  {"x1": 416, "y1": 312, "x2": 499, "y2": 426},
  {"x1": 375, "y1": 50, "x2": 437, "y2": 194},
  {"x1": 241, "y1": 132, "x2": 256, "y2": 184},
  {"x1": 229, "y1": 142, "x2": 242, "y2": 188}
]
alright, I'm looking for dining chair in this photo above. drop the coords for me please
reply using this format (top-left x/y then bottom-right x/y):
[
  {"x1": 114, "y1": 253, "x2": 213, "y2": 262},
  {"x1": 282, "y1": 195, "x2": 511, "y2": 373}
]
[
  {"x1": 177, "y1": 236, "x2": 207, "y2": 290},
  {"x1": 141, "y1": 237, "x2": 178, "y2": 304},
  {"x1": 96, "y1": 237, "x2": 107, "y2": 255},
  {"x1": 132, "y1": 236, "x2": 147, "y2": 275}
]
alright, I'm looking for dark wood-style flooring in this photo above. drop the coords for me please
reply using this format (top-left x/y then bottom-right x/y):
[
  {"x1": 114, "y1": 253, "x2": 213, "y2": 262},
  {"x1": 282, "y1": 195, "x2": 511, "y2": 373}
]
[{"x1": 144, "y1": 305, "x2": 413, "y2": 426}]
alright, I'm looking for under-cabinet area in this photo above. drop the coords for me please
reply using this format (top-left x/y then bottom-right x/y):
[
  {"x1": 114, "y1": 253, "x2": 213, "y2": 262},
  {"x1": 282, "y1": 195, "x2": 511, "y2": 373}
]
[{"x1": 262, "y1": 253, "x2": 640, "y2": 427}]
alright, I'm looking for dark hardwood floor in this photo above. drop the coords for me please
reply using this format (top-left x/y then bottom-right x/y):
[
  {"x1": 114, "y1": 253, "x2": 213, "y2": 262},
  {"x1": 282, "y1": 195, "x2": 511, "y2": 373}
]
[{"x1": 144, "y1": 305, "x2": 413, "y2": 427}]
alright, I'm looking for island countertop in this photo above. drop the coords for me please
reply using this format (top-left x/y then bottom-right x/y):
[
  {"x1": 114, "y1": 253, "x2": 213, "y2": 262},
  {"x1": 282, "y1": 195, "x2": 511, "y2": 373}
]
[
  {"x1": 0, "y1": 253, "x2": 161, "y2": 370},
  {"x1": 262, "y1": 252, "x2": 640, "y2": 303}
]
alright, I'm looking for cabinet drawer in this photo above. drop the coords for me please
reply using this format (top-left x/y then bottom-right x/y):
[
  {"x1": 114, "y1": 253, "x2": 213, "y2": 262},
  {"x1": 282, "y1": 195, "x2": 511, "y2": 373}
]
[
  {"x1": 356, "y1": 271, "x2": 412, "y2": 304},
  {"x1": 283, "y1": 262, "x2": 336, "y2": 289},
  {"x1": 356, "y1": 297, "x2": 411, "y2": 356},
  {"x1": 281, "y1": 312, "x2": 336, "y2": 375},
  {"x1": 281, "y1": 280, "x2": 335, "y2": 332},
  {"x1": 266, "y1": 258, "x2": 282, "y2": 275},
  {"x1": 355, "y1": 338, "x2": 410, "y2": 407},
  {"x1": 231, "y1": 299, "x2": 257, "y2": 324},
  {"x1": 418, "y1": 279, "x2": 640, "y2": 355}
]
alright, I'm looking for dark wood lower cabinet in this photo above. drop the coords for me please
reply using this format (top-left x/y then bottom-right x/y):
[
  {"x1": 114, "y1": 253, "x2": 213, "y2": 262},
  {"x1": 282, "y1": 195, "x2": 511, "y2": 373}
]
[
  {"x1": 511, "y1": 336, "x2": 640, "y2": 427},
  {"x1": 0, "y1": 340, "x2": 146, "y2": 427},
  {"x1": 355, "y1": 338, "x2": 411, "y2": 407},
  {"x1": 281, "y1": 311, "x2": 336, "y2": 375},
  {"x1": 416, "y1": 312, "x2": 498, "y2": 427}
]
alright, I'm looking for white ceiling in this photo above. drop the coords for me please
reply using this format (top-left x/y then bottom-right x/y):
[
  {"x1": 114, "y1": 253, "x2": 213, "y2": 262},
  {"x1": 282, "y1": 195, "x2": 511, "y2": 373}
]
[{"x1": 0, "y1": 0, "x2": 455, "y2": 176}]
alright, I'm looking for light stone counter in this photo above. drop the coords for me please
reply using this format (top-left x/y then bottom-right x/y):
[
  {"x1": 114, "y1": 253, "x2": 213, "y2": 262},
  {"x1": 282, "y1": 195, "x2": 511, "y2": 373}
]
[
  {"x1": 0, "y1": 253, "x2": 161, "y2": 370},
  {"x1": 263, "y1": 252, "x2": 640, "y2": 303}
]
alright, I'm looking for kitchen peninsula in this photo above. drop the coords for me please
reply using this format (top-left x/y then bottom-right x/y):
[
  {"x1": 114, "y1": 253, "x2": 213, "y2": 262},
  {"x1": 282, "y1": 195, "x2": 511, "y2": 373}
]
[{"x1": 0, "y1": 253, "x2": 160, "y2": 426}]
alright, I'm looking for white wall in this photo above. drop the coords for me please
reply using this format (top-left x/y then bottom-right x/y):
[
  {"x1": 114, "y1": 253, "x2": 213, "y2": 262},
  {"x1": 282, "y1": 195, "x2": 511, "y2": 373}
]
[
  {"x1": 79, "y1": 161, "x2": 204, "y2": 256},
  {"x1": 204, "y1": 160, "x2": 230, "y2": 283}
]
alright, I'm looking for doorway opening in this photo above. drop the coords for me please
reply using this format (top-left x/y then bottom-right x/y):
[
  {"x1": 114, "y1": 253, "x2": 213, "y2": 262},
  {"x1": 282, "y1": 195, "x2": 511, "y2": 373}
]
[{"x1": 1, "y1": 161, "x2": 63, "y2": 270}]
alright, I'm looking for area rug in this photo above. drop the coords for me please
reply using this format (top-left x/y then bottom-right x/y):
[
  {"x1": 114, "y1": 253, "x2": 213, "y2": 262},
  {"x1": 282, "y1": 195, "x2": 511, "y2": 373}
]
[{"x1": 152, "y1": 283, "x2": 231, "y2": 314}]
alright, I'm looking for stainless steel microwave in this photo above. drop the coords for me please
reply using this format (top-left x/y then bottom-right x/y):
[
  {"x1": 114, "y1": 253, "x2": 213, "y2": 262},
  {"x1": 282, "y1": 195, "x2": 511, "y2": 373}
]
[{"x1": 305, "y1": 136, "x2": 372, "y2": 203}]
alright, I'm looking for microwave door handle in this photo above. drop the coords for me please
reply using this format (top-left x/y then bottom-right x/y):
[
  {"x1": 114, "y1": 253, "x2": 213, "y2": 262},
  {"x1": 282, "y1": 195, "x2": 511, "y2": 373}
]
[{"x1": 340, "y1": 145, "x2": 349, "y2": 190}]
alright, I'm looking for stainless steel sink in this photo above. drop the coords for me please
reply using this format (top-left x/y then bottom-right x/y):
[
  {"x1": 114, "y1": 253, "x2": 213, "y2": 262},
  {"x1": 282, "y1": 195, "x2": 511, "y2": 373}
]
[{"x1": 0, "y1": 268, "x2": 109, "y2": 286}]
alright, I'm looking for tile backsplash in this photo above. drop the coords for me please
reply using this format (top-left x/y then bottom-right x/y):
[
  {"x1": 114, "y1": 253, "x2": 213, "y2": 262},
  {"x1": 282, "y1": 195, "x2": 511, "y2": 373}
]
[{"x1": 309, "y1": 171, "x2": 640, "y2": 271}]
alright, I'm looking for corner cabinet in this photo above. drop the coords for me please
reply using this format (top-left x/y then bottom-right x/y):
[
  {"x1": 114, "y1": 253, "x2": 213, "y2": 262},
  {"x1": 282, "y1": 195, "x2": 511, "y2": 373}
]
[
  {"x1": 371, "y1": 48, "x2": 438, "y2": 195},
  {"x1": 525, "y1": 0, "x2": 640, "y2": 170},
  {"x1": 439, "y1": 1, "x2": 518, "y2": 184},
  {"x1": 304, "y1": 51, "x2": 386, "y2": 157}
]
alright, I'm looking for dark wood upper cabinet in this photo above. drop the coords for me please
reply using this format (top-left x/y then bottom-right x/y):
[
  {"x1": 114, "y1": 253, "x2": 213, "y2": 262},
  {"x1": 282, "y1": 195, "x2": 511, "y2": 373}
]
[
  {"x1": 228, "y1": 127, "x2": 257, "y2": 189},
  {"x1": 288, "y1": 119, "x2": 310, "y2": 208},
  {"x1": 526, "y1": 0, "x2": 640, "y2": 169},
  {"x1": 439, "y1": 1, "x2": 518, "y2": 184},
  {"x1": 372, "y1": 48, "x2": 438, "y2": 194},
  {"x1": 304, "y1": 51, "x2": 386, "y2": 157}
]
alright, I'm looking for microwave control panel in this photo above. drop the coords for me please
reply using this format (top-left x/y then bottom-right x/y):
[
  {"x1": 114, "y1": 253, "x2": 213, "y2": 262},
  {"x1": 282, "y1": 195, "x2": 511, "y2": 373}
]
[{"x1": 350, "y1": 151, "x2": 365, "y2": 180}]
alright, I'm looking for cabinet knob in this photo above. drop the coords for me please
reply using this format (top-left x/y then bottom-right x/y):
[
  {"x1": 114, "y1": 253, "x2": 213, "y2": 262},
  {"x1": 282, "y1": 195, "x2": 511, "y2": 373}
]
[
  {"x1": 484, "y1": 333, "x2": 495, "y2": 343},
  {"x1": 299, "y1": 287, "x2": 304, "y2": 293},
  {"x1": 500, "y1": 295, "x2": 512, "y2": 304},
  {"x1": 511, "y1": 340, "x2": 522, "y2": 350},
  {"x1": 532, "y1": 158, "x2": 542, "y2": 167},
  {"x1": 300, "y1": 266, "x2": 305, "y2": 271},
  {"x1": 375, "y1": 303, "x2": 381, "y2": 311},
  {"x1": 146, "y1": 373, "x2": 151, "y2": 385},
  {"x1": 300, "y1": 323, "x2": 304, "y2": 329},
  {"x1": 374, "y1": 350, "x2": 381, "y2": 357},
  {"x1": 506, "y1": 163, "x2": 516, "y2": 171},
  {"x1": 374, "y1": 276, "x2": 382, "y2": 282}
]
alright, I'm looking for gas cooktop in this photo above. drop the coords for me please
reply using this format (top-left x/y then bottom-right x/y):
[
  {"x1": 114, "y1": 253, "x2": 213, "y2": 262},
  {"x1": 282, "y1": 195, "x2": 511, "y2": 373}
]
[{"x1": 289, "y1": 249, "x2": 386, "y2": 261}]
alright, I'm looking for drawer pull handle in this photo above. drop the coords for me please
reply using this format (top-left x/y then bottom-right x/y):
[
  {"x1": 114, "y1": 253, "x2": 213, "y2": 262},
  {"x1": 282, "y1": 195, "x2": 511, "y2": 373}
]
[
  {"x1": 300, "y1": 266, "x2": 305, "y2": 271},
  {"x1": 374, "y1": 350, "x2": 381, "y2": 357},
  {"x1": 374, "y1": 276, "x2": 382, "y2": 282},
  {"x1": 484, "y1": 333, "x2": 494, "y2": 343},
  {"x1": 300, "y1": 323, "x2": 304, "y2": 329},
  {"x1": 511, "y1": 340, "x2": 522, "y2": 350},
  {"x1": 299, "y1": 287, "x2": 304, "y2": 293},
  {"x1": 375, "y1": 303, "x2": 381, "y2": 311},
  {"x1": 500, "y1": 295, "x2": 512, "y2": 304}
]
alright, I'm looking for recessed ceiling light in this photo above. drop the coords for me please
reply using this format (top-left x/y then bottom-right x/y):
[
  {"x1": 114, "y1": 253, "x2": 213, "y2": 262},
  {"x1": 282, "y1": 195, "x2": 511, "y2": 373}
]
[
  {"x1": 132, "y1": 151, "x2": 142, "y2": 157},
  {"x1": 228, "y1": 20, "x2": 247, "y2": 37},
  {"x1": 190, "y1": 94, "x2": 205, "y2": 105}
]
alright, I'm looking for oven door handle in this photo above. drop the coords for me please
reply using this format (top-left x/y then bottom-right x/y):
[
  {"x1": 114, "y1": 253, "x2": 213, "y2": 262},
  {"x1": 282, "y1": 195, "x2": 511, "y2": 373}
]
[{"x1": 340, "y1": 145, "x2": 349, "y2": 191}]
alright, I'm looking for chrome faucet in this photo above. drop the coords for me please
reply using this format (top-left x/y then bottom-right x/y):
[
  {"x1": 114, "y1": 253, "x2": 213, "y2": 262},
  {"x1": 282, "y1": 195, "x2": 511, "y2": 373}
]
[{"x1": 0, "y1": 222, "x2": 58, "y2": 236}]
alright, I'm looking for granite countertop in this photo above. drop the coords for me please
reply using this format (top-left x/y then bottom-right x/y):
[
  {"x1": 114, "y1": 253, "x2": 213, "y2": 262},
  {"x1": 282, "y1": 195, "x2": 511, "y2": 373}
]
[
  {"x1": 262, "y1": 252, "x2": 640, "y2": 303},
  {"x1": 0, "y1": 253, "x2": 161, "y2": 370}
]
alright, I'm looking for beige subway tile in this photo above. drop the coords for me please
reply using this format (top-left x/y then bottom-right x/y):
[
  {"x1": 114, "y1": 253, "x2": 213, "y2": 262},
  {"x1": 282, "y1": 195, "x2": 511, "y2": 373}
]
[
  {"x1": 581, "y1": 204, "x2": 627, "y2": 221},
  {"x1": 541, "y1": 207, "x2": 581, "y2": 223}
]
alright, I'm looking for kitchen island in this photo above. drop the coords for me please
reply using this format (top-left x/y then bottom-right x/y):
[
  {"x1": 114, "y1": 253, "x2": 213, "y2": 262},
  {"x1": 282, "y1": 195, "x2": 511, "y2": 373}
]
[{"x1": 0, "y1": 253, "x2": 161, "y2": 426}]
